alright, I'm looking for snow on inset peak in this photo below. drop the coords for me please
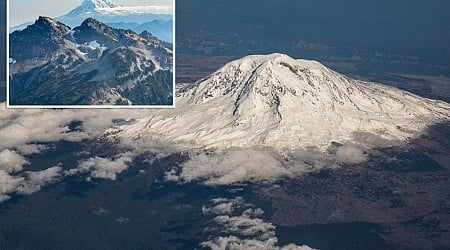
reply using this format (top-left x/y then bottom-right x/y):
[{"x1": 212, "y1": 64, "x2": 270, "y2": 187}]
[
  {"x1": 67, "y1": 0, "x2": 121, "y2": 16},
  {"x1": 87, "y1": 0, "x2": 121, "y2": 9}
]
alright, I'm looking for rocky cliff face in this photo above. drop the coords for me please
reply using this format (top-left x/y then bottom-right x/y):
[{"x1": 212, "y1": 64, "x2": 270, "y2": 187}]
[{"x1": 9, "y1": 17, "x2": 173, "y2": 106}]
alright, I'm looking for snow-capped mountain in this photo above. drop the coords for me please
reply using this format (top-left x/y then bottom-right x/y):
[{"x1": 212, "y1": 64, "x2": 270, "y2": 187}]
[
  {"x1": 117, "y1": 53, "x2": 450, "y2": 151},
  {"x1": 9, "y1": 17, "x2": 173, "y2": 106},
  {"x1": 10, "y1": 0, "x2": 173, "y2": 42},
  {"x1": 65, "y1": 0, "x2": 121, "y2": 17},
  {"x1": 70, "y1": 0, "x2": 121, "y2": 13}
]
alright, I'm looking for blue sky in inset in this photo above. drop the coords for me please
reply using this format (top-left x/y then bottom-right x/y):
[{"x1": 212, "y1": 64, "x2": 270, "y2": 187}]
[{"x1": 9, "y1": 0, "x2": 173, "y2": 26}]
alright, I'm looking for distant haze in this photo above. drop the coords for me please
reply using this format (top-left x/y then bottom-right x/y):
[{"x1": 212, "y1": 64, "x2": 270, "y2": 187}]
[{"x1": 9, "y1": 0, "x2": 173, "y2": 27}]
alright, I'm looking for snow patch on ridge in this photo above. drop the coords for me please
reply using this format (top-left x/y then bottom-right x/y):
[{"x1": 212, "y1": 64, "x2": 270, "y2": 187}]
[{"x1": 88, "y1": 40, "x2": 101, "y2": 49}]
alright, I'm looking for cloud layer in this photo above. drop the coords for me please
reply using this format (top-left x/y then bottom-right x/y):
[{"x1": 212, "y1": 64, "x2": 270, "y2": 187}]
[
  {"x1": 66, "y1": 153, "x2": 134, "y2": 181},
  {"x1": 0, "y1": 104, "x2": 147, "y2": 202},
  {"x1": 0, "y1": 101, "x2": 408, "y2": 202},
  {"x1": 0, "y1": 166, "x2": 62, "y2": 202},
  {"x1": 0, "y1": 149, "x2": 29, "y2": 173},
  {"x1": 169, "y1": 148, "x2": 293, "y2": 185},
  {"x1": 166, "y1": 147, "x2": 338, "y2": 186},
  {"x1": 201, "y1": 197, "x2": 314, "y2": 250}
]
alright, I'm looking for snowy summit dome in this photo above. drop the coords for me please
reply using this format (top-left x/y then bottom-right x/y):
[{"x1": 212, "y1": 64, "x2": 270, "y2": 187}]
[
  {"x1": 67, "y1": 0, "x2": 121, "y2": 16},
  {"x1": 82, "y1": 0, "x2": 121, "y2": 9},
  {"x1": 117, "y1": 53, "x2": 450, "y2": 151}
]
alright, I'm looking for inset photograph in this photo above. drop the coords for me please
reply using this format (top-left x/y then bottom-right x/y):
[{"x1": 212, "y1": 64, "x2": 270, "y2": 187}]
[{"x1": 7, "y1": 0, "x2": 174, "y2": 108}]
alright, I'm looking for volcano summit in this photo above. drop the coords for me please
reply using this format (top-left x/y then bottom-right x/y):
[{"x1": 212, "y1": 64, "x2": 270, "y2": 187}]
[{"x1": 117, "y1": 53, "x2": 450, "y2": 152}]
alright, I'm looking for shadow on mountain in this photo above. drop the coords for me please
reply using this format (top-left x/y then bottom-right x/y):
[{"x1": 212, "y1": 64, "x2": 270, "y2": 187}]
[
  {"x1": 367, "y1": 121, "x2": 450, "y2": 172},
  {"x1": 255, "y1": 121, "x2": 450, "y2": 249}
]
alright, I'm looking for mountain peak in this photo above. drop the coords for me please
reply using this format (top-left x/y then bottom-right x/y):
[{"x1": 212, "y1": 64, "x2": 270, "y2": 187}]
[
  {"x1": 9, "y1": 16, "x2": 72, "y2": 67},
  {"x1": 130, "y1": 53, "x2": 450, "y2": 151},
  {"x1": 76, "y1": 17, "x2": 118, "y2": 35},
  {"x1": 37, "y1": 16, "x2": 53, "y2": 23},
  {"x1": 18, "y1": 16, "x2": 71, "y2": 36},
  {"x1": 139, "y1": 30, "x2": 154, "y2": 39},
  {"x1": 72, "y1": 18, "x2": 120, "y2": 47},
  {"x1": 179, "y1": 53, "x2": 346, "y2": 108},
  {"x1": 35, "y1": 16, "x2": 69, "y2": 29},
  {"x1": 81, "y1": 17, "x2": 107, "y2": 27},
  {"x1": 67, "y1": 0, "x2": 121, "y2": 17},
  {"x1": 80, "y1": 0, "x2": 121, "y2": 9}
]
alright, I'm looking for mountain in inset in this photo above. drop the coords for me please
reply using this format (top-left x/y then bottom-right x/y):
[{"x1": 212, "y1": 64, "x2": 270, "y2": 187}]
[
  {"x1": 9, "y1": 17, "x2": 173, "y2": 106},
  {"x1": 11, "y1": 0, "x2": 173, "y2": 42}
]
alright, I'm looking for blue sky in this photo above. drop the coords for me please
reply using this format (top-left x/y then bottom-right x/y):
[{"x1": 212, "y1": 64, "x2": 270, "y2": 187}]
[{"x1": 9, "y1": 0, "x2": 173, "y2": 26}]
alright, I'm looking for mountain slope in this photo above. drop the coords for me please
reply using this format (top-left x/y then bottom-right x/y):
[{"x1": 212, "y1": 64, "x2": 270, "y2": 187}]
[
  {"x1": 9, "y1": 17, "x2": 173, "y2": 106},
  {"x1": 8, "y1": 17, "x2": 79, "y2": 72},
  {"x1": 117, "y1": 53, "x2": 450, "y2": 150},
  {"x1": 66, "y1": 0, "x2": 121, "y2": 16}
]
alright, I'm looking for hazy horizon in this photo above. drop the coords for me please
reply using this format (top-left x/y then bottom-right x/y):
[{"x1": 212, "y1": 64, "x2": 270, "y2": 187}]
[{"x1": 9, "y1": 0, "x2": 173, "y2": 27}]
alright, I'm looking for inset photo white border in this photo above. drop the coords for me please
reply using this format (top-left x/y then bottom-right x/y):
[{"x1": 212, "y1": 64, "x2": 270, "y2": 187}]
[{"x1": 6, "y1": 0, "x2": 176, "y2": 109}]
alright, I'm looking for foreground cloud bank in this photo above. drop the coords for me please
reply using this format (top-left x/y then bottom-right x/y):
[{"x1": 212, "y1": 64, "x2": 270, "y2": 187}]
[{"x1": 0, "y1": 105, "x2": 143, "y2": 201}]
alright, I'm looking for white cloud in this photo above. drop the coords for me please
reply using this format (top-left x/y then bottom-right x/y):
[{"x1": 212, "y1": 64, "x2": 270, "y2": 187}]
[
  {"x1": 335, "y1": 144, "x2": 367, "y2": 164},
  {"x1": 0, "y1": 102, "x2": 390, "y2": 199},
  {"x1": 0, "y1": 108, "x2": 87, "y2": 150},
  {"x1": 201, "y1": 197, "x2": 315, "y2": 250},
  {"x1": 351, "y1": 131, "x2": 402, "y2": 148},
  {"x1": 0, "y1": 104, "x2": 145, "y2": 151},
  {"x1": 0, "y1": 102, "x2": 385, "y2": 190},
  {"x1": 244, "y1": 208, "x2": 265, "y2": 217},
  {"x1": 204, "y1": 202, "x2": 237, "y2": 215},
  {"x1": 202, "y1": 236, "x2": 313, "y2": 250},
  {"x1": 17, "y1": 166, "x2": 63, "y2": 195},
  {"x1": 15, "y1": 144, "x2": 49, "y2": 155},
  {"x1": 166, "y1": 146, "x2": 342, "y2": 185},
  {"x1": 164, "y1": 168, "x2": 179, "y2": 181},
  {"x1": 67, "y1": 153, "x2": 134, "y2": 180},
  {"x1": 0, "y1": 170, "x2": 24, "y2": 202},
  {"x1": 163, "y1": 141, "x2": 382, "y2": 185},
  {"x1": 203, "y1": 197, "x2": 247, "y2": 215},
  {"x1": 0, "y1": 149, "x2": 29, "y2": 173},
  {"x1": 0, "y1": 166, "x2": 63, "y2": 202},
  {"x1": 213, "y1": 214, "x2": 276, "y2": 240},
  {"x1": 172, "y1": 148, "x2": 295, "y2": 185},
  {"x1": 0, "y1": 103, "x2": 156, "y2": 201}
]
